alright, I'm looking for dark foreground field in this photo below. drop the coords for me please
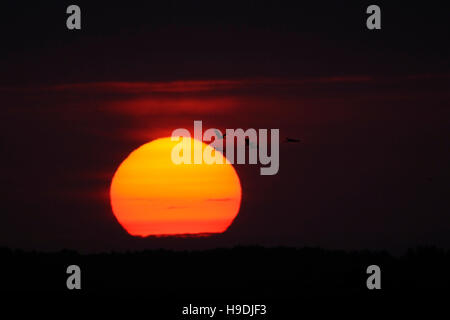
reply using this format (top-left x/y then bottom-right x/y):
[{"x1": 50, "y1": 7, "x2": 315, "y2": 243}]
[
  {"x1": 1, "y1": 246, "x2": 449, "y2": 317},
  {"x1": 1, "y1": 246, "x2": 449, "y2": 294}
]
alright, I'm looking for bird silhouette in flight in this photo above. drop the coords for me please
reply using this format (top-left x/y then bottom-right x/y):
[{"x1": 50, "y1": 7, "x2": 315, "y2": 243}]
[
  {"x1": 284, "y1": 137, "x2": 301, "y2": 143},
  {"x1": 214, "y1": 130, "x2": 257, "y2": 150},
  {"x1": 244, "y1": 137, "x2": 257, "y2": 149},
  {"x1": 214, "y1": 129, "x2": 226, "y2": 139}
]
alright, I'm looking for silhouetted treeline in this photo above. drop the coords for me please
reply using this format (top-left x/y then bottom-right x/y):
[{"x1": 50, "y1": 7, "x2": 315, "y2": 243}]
[{"x1": 1, "y1": 246, "x2": 449, "y2": 298}]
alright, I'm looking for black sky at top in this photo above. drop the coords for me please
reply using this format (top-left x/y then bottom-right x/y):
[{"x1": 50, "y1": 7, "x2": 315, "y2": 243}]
[{"x1": 1, "y1": 1, "x2": 449, "y2": 85}]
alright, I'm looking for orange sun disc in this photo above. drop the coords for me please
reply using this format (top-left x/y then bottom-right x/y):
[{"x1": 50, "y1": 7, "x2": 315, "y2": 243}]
[{"x1": 110, "y1": 137, "x2": 242, "y2": 236}]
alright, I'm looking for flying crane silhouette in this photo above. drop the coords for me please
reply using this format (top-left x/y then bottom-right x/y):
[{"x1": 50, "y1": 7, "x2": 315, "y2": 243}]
[
  {"x1": 284, "y1": 137, "x2": 301, "y2": 143},
  {"x1": 213, "y1": 130, "x2": 257, "y2": 150},
  {"x1": 214, "y1": 130, "x2": 301, "y2": 150},
  {"x1": 214, "y1": 129, "x2": 226, "y2": 139}
]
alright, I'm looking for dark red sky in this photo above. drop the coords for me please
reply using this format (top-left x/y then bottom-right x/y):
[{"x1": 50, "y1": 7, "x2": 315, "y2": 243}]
[{"x1": 1, "y1": 1, "x2": 449, "y2": 253}]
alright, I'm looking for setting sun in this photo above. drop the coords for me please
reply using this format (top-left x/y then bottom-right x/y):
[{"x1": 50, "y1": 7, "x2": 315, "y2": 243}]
[{"x1": 110, "y1": 137, "x2": 242, "y2": 236}]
